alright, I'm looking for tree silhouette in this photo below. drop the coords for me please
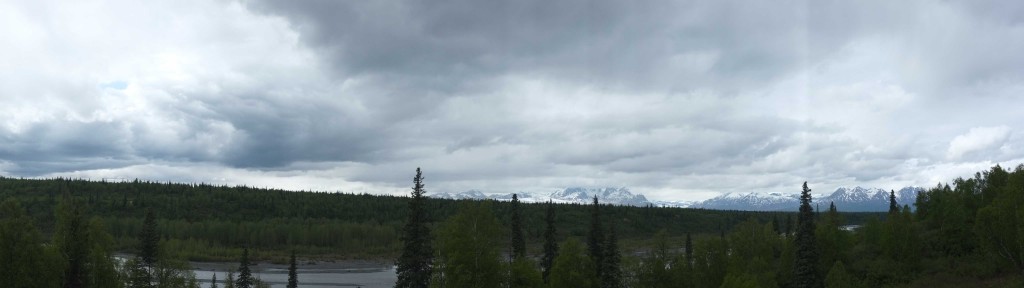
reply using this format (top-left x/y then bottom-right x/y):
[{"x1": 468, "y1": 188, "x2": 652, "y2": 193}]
[
  {"x1": 510, "y1": 193, "x2": 525, "y2": 259},
  {"x1": 601, "y1": 224, "x2": 622, "y2": 288},
  {"x1": 288, "y1": 251, "x2": 298, "y2": 288},
  {"x1": 541, "y1": 201, "x2": 558, "y2": 283},
  {"x1": 794, "y1": 182, "x2": 820, "y2": 288},
  {"x1": 139, "y1": 209, "x2": 160, "y2": 267},
  {"x1": 588, "y1": 196, "x2": 605, "y2": 280},
  {"x1": 236, "y1": 248, "x2": 253, "y2": 288},
  {"x1": 395, "y1": 168, "x2": 433, "y2": 288},
  {"x1": 888, "y1": 190, "x2": 899, "y2": 214}
]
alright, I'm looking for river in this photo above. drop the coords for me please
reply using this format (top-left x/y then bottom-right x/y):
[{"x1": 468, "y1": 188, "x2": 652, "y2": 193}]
[{"x1": 191, "y1": 259, "x2": 395, "y2": 288}]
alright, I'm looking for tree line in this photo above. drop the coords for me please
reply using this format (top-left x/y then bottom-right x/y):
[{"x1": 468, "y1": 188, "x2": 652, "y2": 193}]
[
  {"x1": 0, "y1": 194, "x2": 302, "y2": 288},
  {"x1": 0, "y1": 175, "x2": 883, "y2": 262},
  {"x1": 395, "y1": 165, "x2": 1024, "y2": 287}
]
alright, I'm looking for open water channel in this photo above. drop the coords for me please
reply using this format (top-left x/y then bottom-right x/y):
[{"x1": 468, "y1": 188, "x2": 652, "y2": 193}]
[{"x1": 191, "y1": 260, "x2": 396, "y2": 288}]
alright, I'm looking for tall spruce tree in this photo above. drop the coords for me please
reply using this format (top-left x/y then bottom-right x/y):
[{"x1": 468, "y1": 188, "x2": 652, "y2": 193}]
[
  {"x1": 396, "y1": 168, "x2": 433, "y2": 288},
  {"x1": 287, "y1": 251, "x2": 298, "y2": 288},
  {"x1": 601, "y1": 224, "x2": 622, "y2": 288},
  {"x1": 541, "y1": 200, "x2": 558, "y2": 283},
  {"x1": 685, "y1": 232, "x2": 694, "y2": 265},
  {"x1": 139, "y1": 209, "x2": 160, "y2": 268},
  {"x1": 785, "y1": 215, "x2": 794, "y2": 236},
  {"x1": 794, "y1": 182, "x2": 820, "y2": 288},
  {"x1": 888, "y1": 190, "x2": 899, "y2": 214},
  {"x1": 511, "y1": 193, "x2": 525, "y2": 259},
  {"x1": 236, "y1": 248, "x2": 253, "y2": 288},
  {"x1": 588, "y1": 196, "x2": 605, "y2": 280}
]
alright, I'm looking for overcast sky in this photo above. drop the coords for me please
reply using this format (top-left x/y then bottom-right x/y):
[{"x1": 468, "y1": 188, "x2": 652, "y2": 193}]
[{"x1": 2, "y1": 0, "x2": 1022, "y2": 201}]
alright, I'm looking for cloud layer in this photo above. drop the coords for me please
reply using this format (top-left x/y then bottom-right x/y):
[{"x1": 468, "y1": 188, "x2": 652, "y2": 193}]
[{"x1": 2, "y1": 0, "x2": 1023, "y2": 201}]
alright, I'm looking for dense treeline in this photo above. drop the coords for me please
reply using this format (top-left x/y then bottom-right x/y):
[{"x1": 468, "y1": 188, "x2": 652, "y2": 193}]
[
  {"x1": 0, "y1": 195, "x2": 204, "y2": 288},
  {"x1": 4, "y1": 163, "x2": 1024, "y2": 287},
  {"x1": 0, "y1": 175, "x2": 881, "y2": 261},
  {"x1": 397, "y1": 165, "x2": 1024, "y2": 288}
]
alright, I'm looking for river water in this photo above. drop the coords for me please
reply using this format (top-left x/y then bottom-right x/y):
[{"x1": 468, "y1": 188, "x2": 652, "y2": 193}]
[{"x1": 191, "y1": 260, "x2": 396, "y2": 288}]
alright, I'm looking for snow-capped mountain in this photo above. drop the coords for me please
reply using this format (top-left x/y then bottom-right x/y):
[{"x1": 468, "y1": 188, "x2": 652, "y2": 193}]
[
  {"x1": 426, "y1": 186, "x2": 923, "y2": 211},
  {"x1": 695, "y1": 186, "x2": 924, "y2": 212},
  {"x1": 426, "y1": 187, "x2": 652, "y2": 207},
  {"x1": 824, "y1": 186, "x2": 922, "y2": 212},
  {"x1": 427, "y1": 189, "x2": 487, "y2": 200},
  {"x1": 651, "y1": 200, "x2": 699, "y2": 208},
  {"x1": 550, "y1": 187, "x2": 651, "y2": 206},
  {"x1": 696, "y1": 191, "x2": 805, "y2": 211}
]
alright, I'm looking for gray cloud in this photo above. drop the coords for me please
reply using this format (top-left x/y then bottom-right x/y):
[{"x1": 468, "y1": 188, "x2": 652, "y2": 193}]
[{"x1": 2, "y1": 0, "x2": 1024, "y2": 201}]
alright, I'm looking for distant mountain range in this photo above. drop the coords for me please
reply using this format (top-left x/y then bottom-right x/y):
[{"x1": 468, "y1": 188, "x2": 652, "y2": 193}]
[
  {"x1": 427, "y1": 186, "x2": 923, "y2": 211},
  {"x1": 694, "y1": 186, "x2": 923, "y2": 212},
  {"x1": 428, "y1": 187, "x2": 669, "y2": 207}
]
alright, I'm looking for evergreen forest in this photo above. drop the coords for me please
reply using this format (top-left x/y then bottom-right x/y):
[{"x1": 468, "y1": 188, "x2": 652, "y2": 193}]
[{"x1": 2, "y1": 164, "x2": 1023, "y2": 287}]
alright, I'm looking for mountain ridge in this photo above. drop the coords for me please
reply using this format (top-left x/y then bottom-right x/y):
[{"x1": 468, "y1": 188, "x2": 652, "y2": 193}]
[
  {"x1": 428, "y1": 186, "x2": 923, "y2": 211},
  {"x1": 427, "y1": 187, "x2": 658, "y2": 207},
  {"x1": 695, "y1": 186, "x2": 923, "y2": 211}
]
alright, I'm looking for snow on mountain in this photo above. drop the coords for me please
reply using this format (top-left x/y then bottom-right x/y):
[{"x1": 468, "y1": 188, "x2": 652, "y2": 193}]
[
  {"x1": 490, "y1": 192, "x2": 544, "y2": 203},
  {"x1": 427, "y1": 190, "x2": 486, "y2": 200},
  {"x1": 550, "y1": 187, "x2": 593, "y2": 203},
  {"x1": 696, "y1": 186, "x2": 924, "y2": 212},
  {"x1": 425, "y1": 186, "x2": 924, "y2": 211},
  {"x1": 426, "y1": 187, "x2": 653, "y2": 207},
  {"x1": 652, "y1": 200, "x2": 699, "y2": 208},
  {"x1": 697, "y1": 191, "x2": 800, "y2": 211},
  {"x1": 541, "y1": 187, "x2": 651, "y2": 206}
]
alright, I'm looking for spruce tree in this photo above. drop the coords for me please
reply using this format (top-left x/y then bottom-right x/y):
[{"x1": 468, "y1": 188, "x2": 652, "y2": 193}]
[
  {"x1": 139, "y1": 209, "x2": 160, "y2": 268},
  {"x1": 685, "y1": 232, "x2": 694, "y2": 265},
  {"x1": 794, "y1": 182, "x2": 820, "y2": 288},
  {"x1": 287, "y1": 251, "x2": 298, "y2": 288},
  {"x1": 511, "y1": 193, "x2": 525, "y2": 259},
  {"x1": 773, "y1": 216, "x2": 781, "y2": 235},
  {"x1": 888, "y1": 189, "x2": 899, "y2": 214},
  {"x1": 225, "y1": 272, "x2": 235, "y2": 288},
  {"x1": 541, "y1": 200, "x2": 558, "y2": 283},
  {"x1": 587, "y1": 196, "x2": 605, "y2": 280},
  {"x1": 785, "y1": 215, "x2": 794, "y2": 236},
  {"x1": 601, "y1": 224, "x2": 622, "y2": 288},
  {"x1": 236, "y1": 248, "x2": 254, "y2": 288},
  {"x1": 211, "y1": 273, "x2": 218, "y2": 288},
  {"x1": 827, "y1": 202, "x2": 840, "y2": 227},
  {"x1": 396, "y1": 168, "x2": 433, "y2": 288}
]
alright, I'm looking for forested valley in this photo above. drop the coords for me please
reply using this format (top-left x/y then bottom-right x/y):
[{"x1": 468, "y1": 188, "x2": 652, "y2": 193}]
[
  {"x1": 0, "y1": 174, "x2": 876, "y2": 262},
  {"x1": 1, "y1": 164, "x2": 1023, "y2": 287}
]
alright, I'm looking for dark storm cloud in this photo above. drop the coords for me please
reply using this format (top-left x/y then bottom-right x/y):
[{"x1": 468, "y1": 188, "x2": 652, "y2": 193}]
[
  {"x1": 245, "y1": 0, "x2": 830, "y2": 94},
  {"x1": 0, "y1": 120, "x2": 136, "y2": 174}
]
